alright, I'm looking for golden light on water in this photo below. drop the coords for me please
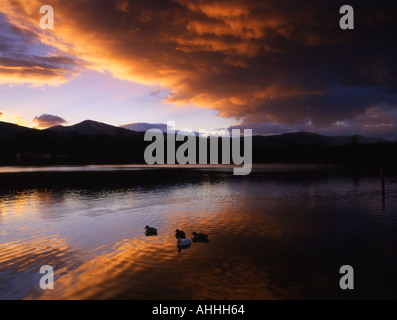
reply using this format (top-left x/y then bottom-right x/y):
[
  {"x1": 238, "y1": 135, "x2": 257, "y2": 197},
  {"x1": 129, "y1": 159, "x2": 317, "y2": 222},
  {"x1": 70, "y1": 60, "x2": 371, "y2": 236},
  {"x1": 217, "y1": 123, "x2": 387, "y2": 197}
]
[{"x1": 1, "y1": 166, "x2": 397, "y2": 299}]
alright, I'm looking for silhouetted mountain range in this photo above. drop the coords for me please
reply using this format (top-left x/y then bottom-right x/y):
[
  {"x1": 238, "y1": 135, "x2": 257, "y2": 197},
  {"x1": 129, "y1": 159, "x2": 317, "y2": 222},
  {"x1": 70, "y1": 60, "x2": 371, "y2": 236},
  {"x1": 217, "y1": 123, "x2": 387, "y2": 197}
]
[
  {"x1": 0, "y1": 121, "x2": 35, "y2": 139},
  {"x1": 0, "y1": 119, "x2": 395, "y2": 165},
  {"x1": 0, "y1": 120, "x2": 389, "y2": 144},
  {"x1": 47, "y1": 119, "x2": 135, "y2": 136},
  {"x1": 120, "y1": 123, "x2": 388, "y2": 145},
  {"x1": 253, "y1": 131, "x2": 387, "y2": 147}
]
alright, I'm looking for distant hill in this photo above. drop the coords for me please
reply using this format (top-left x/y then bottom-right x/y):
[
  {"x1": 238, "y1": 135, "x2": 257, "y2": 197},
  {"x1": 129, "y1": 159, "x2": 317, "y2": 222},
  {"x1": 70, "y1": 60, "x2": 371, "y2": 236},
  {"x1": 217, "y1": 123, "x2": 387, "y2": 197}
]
[
  {"x1": 0, "y1": 121, "x2": 36, "y2": 140},
  {"x1": 47, "y1": 120, "x2": 135, "y2": 136},
  {"x1": 253, "y1": 132, "x2": 387, "y2": 147},
  {"x1": 120, "y1": 122, "x2": 200, "y2": 136}
]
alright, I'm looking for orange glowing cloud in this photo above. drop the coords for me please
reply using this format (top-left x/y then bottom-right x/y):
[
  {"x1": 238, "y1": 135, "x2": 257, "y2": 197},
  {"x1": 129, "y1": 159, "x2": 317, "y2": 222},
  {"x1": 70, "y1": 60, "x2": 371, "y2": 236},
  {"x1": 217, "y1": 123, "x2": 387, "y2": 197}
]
[
  {"x1": 1, "y1": 0, "x2": 396, "y2": 137},
  {"x1": 0, "y1": 2, "x2": 83, "y2": 87},
  {"x1": 0, "y1": 65, "x2": 71, "y2": 86},
  {"x1": 0, "y1": 0, "x2": 302, "y2": 100}
]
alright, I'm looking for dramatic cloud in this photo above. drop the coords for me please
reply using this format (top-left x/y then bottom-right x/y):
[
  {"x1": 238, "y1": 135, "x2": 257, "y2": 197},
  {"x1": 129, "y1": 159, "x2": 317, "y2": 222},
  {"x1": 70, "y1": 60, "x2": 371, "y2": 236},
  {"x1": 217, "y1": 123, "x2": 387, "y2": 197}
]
[
  {"x1": 1, "y1": 0, "x2": 397, "y2": 137},
  {"x1": 0, "y1": 13, "x2": 82, "y2": 86},
  {"x1": 33, "y1": 114, "x2": 67, "y2": 128}
]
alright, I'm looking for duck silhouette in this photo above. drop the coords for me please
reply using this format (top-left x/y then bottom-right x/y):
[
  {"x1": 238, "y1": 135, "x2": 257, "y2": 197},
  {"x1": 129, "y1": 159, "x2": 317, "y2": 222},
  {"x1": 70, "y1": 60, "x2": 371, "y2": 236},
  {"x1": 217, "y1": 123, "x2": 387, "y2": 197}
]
[
  {"x1": 144, "y1": 225, "x2": 158, "y2": 236},
  {"x1": 191, "y1": 232, "x2": 209, "y2": 242},
  {"x1": 175, "y1": 229, "x2": 186, "y2": 239}
]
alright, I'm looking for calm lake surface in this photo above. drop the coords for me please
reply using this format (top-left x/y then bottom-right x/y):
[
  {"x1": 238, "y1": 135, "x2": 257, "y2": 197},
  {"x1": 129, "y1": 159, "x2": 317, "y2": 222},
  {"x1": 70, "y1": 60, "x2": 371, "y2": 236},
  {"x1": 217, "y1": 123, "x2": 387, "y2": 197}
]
[{"x1": 0, "y1": 164, "x2": 396, "y2": 299}]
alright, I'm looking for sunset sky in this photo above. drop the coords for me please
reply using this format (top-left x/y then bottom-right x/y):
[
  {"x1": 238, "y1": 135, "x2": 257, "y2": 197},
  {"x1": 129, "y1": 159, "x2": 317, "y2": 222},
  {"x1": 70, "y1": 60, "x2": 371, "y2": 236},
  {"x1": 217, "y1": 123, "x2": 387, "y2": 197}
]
[{"x1": 0, "y1": 0, "x2": 396, "y2": 139}]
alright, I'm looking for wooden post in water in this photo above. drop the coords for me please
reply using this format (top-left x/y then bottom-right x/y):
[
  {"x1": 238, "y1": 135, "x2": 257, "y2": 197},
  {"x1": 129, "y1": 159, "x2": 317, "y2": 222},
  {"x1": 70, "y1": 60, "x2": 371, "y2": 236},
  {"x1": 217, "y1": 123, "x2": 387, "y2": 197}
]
[{"x1": 381, "y1": 168, "x2": 385, "y2": 207}]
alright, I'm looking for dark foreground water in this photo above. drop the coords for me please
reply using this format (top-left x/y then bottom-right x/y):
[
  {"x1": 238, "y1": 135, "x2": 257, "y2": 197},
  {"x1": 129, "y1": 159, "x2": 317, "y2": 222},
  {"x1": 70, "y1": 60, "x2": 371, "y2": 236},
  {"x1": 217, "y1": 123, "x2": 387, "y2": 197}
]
[{"x1": 0, "y1": 164, "x2": 396, "y2": 300}]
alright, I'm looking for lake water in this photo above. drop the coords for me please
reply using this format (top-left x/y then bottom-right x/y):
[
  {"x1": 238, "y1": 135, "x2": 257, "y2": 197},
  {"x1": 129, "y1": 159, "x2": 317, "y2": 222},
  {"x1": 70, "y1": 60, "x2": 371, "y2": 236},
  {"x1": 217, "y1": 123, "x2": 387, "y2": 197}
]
[{"x1": 0, "y1": 164, "x2": 397, "y2": 299}]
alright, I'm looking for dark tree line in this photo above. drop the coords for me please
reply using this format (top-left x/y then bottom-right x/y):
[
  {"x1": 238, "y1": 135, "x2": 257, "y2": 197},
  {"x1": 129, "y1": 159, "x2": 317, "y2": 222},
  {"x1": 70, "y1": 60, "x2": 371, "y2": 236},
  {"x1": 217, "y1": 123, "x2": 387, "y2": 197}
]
[{"x1": 1, "y1": 129, "x2": 396, "y2": 166}]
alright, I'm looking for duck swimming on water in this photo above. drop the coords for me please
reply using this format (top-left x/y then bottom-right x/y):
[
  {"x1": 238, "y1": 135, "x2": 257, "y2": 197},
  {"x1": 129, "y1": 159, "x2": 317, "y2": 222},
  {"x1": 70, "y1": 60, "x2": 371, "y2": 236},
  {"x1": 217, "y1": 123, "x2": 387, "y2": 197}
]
[
  {"x1": 144, "y1": 225, "x2": 158, "y2": 236},
  {"x1": 176, "y1": 238, "x2": 192, "y2": 253},
  {"x1": 175, "y1": 229, "x2": 186, "y2": 239},
  {"x1": 191, "y1": 232, "x2": 209, "y2": 242},
  {"x1": 177, "y1": 238, "x2": 192, "y2": 246}
]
